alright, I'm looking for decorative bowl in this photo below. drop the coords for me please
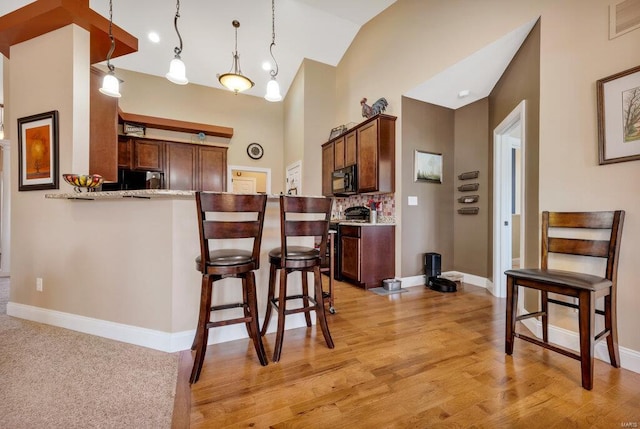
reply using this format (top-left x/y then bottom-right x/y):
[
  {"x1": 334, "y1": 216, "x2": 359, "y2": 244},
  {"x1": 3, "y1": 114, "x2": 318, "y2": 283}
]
[{"x1": 62, "y1": 174, "x2": 104, "y2": 192}]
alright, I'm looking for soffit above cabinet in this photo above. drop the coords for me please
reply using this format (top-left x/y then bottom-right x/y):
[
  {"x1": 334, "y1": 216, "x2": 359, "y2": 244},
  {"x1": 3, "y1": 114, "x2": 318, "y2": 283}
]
[
  {"x1": 0, "y1": 0, "x2": 137, "y2": 63},
  {"x1": 119, "y1": 111, "x2": 234, "y2": 139}
]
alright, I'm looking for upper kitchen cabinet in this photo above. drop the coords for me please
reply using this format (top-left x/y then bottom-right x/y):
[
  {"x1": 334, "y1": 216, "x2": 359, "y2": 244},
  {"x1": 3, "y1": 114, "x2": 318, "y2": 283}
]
[
  {"x1": 198, "y1": 145, "x2": 227, "y2": 192},
  {"x1": 133, "y1": 139, "x2": 164, "y2": 171},
  {"x1": 357, "y1": 115, "x2": 396, "y2": 194},
  {"x1": 321, "y1": 114, "x2": 396, "y2": 196},
  {"x1": 89, "y1": 67, "x2": 118, "y2": 181},
  {"x1": 322, "y1": 141, "x2": 335, "y2": 196}
]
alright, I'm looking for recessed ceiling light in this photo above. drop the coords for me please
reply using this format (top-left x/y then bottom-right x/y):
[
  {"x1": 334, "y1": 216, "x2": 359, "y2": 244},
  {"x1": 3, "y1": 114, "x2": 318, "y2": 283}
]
[
  {"x1": 458, "y1": 89, "x2": 470, "y2": 98},
  {"x1": 148, "y1": 32, "x2": 160, "y2": 43},
  {"x1": 262, "y1": 61, "x2": 272, "y2": 72}
]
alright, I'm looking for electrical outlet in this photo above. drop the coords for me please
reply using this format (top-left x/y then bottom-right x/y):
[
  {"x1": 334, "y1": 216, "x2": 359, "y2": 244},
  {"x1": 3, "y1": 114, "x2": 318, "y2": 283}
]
[{"x1": 36, "y1": 277, "x2": 43, "y2": 292}]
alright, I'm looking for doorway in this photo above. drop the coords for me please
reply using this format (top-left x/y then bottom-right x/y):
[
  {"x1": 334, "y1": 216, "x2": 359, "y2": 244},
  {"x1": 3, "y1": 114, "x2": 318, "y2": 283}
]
[
  {"x1": 227, "y1": 165, "x2": 271, "y2": 194},
  {"x1": 492, "y1": 100, "x2": 525, "y2": 298}
]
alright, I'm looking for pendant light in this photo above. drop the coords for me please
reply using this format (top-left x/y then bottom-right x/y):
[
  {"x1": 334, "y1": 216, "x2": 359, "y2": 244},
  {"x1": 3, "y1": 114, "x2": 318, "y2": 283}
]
[
  {"x1": 218, "y1": 20, "x2": 254, "y2": 94},
  {"x1": 99, "y1": 0, "x2": 121, "y2": 98},
  {"x1": 264, "y1": 0, "x2": 282, "y2": 102},
  {"x1": 166, "y1": 0, "x2": 188, "y2": 85}
]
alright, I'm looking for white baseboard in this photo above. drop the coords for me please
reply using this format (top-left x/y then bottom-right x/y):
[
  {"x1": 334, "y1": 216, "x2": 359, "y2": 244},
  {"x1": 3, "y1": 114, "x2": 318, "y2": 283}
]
[
  {"x1": 399, "y1": 274, "x2": 426, "y2": 288},
  {"x1": 519, "y1": 312, "x2": 640, "y2": 375},
  {"x1": 6, "y1": 301, "x2": 309, "y2": 353},
  {"x1": 401, "y1": 272, "x2": 490, "y2": 289}
]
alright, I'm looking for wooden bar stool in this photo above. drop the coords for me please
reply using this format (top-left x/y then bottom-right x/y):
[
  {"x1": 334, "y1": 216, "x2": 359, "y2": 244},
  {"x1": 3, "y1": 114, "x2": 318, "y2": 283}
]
[
  {"x1": 505, "y1": 210, "x2": 625, "y2": 390},
  {"x1": 260, "y1": 195, "x2": 334, "y2": 362},
  {"x1": 190, "y1": 192, "x2": 268, "y2": 384}
]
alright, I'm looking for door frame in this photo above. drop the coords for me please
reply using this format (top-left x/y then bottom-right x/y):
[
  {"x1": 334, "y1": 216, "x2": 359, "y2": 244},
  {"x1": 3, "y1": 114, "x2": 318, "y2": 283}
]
[
  {"x1": 492, "y1": 100, "x2": 526, "y2": 298},
  {"x1": 0, "y1": 138, "x2": 10, "y2": 277},
  {"x1": 227, "y1": 165, "x2": 271, "y2": 194}
]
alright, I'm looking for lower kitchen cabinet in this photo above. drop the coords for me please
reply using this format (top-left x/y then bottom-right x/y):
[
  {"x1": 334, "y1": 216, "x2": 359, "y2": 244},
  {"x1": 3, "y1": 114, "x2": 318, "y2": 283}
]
[{"x1": 340, "y1": 224, "x2": 395, "y2": 289}]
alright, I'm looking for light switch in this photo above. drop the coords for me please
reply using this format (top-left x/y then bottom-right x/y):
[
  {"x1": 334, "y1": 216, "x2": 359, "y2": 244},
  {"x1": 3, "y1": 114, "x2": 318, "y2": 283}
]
[{"x1": 408, "y1": 196, "x2": 418, "y2": 206}]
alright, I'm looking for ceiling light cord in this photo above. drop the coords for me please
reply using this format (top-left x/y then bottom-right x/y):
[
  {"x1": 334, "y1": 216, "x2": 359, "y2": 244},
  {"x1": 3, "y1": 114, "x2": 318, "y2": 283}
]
[
  {"x1": 173, "y1": 0, "x2": 183, "y2": 58},
  {"x1": 105, "y1": 0, "x2": 115, "y2": 73}
]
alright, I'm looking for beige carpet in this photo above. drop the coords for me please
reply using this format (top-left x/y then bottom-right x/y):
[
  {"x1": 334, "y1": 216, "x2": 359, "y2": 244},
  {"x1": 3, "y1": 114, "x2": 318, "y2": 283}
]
[{"x1": 0, "y1": 285, "x2": 178, "y2": 428}]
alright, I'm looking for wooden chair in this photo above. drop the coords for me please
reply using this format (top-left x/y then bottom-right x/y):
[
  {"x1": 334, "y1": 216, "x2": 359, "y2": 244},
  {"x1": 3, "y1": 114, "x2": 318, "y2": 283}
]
[
  {"x1": 190, "y1": 192, "x2": 268, "y2": 383},
  {"x1": 319, "y1": 230, "x2": 337, "y2": 314},
  {"x1": 505, "y1": 210, "x2": 625, "y2": 390},
  {"x1": 260, "y1": 195, "x2": 335, "y2": 362}
]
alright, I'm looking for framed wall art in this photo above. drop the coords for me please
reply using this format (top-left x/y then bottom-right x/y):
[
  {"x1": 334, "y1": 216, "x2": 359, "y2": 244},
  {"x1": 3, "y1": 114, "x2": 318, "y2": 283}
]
[
  {"x1": 414, "y1": 150, "x2": 442, "y2": 183},
  {"x1": 597, "y1": 64, "x2": 640, "y2": 165},
  {"x1": 18, "y1": 110, "x2": 59, "y2": 191}
]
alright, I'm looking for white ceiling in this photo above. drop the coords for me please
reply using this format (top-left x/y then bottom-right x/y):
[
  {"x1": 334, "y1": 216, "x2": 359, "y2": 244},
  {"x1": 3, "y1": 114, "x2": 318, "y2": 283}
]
[{"x1": 0, "y1": 1, "x2": 535, "y2": 110}]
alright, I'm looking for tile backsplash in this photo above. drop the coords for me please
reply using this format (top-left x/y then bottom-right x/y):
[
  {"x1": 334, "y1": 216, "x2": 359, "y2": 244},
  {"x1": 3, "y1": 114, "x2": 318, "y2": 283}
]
[{"x1": 332, "y1": 193, "x2": 396, "y2": 222}]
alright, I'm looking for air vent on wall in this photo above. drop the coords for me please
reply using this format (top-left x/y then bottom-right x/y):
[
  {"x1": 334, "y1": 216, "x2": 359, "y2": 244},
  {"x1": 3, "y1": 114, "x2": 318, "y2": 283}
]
[{"x1": 610, "y1": 0, "x2": 640, "y2": 39}]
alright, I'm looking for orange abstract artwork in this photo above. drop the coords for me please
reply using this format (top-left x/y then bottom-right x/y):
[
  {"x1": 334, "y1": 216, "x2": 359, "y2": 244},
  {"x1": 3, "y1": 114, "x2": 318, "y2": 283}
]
[{"x1": 25, "y1": 125, "x2": 51, "y2": 179}]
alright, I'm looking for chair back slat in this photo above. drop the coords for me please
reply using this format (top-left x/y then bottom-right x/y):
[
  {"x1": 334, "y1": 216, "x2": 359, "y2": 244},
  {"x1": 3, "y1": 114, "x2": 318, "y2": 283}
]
[
  {"x1": 202, "y1": 221, "x2": 261, "y2": 240},
  {"x1": 547, "y1": 237, "x2": 611, "y2": 258},
  {"x1": 279, "y1": 195, "x2": 332, "y2": 259},
  {"x1": 541, "y1": 210, "x2": 625, "y2": 279},
  {"x1": 548, "y1": 211, "x2": 615, "y2": 229},
  {"x1": 196, "y1": 192, "x2": 267, "y2": 272}
]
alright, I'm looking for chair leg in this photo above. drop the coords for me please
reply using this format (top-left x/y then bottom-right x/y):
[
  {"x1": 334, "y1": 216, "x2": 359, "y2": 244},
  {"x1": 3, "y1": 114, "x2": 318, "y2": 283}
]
[
  {"x1": 604, "y1": 292, "x2": 620, "y2": 368},
  {"x1": 578, "y1": 290, "x2": 596, "y2": 390},
  {"x1": 246, "y1": 271, "x2": 268, "y2": 366},
  {"x1": 313, "y1": 266, "x2": 334, "y2": 349},
  {"x1": 541, "y1": 290, "x2": 549, "y2": 343},
  {"x1": 191, "y1": 274, "x2": 208, "y2": 351},
  {"x1": 260, "y1": 263, "x2": 277, "y2": 336},
  {"x1": 190, "y1": 275, "x2": 213, "y2": 384},
  {"x1": 301, "y1": 270, "x2": 312, "y2": 327},
  {"x1": 272, "y1": 267, "x2": 288, "y2": 362},
  {"x1": 241, "y1": 275, "x2": 253, "y2": 338},
  {"x1": 505, "y1": 275, "x2": 518, "y2": 355}
]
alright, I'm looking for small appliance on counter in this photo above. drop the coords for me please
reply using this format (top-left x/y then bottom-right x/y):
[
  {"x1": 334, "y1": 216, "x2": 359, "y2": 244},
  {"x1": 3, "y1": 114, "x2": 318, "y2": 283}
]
[{"x1": 343, "y1": 206, "x2": 370, "y2": 222}]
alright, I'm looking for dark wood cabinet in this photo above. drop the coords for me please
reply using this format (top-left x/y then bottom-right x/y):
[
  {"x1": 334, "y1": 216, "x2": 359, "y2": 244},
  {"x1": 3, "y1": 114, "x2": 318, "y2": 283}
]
[
  {"x1": 321, "y1": 114, "x2": 395, "y2": 196},
  {"x1": 89, "y1": 67, "x2": 118, "y2": 181},
  {"x1": 340, "y1": 224, "x2": 395, "y2": 289},
  {"x1": 198, "y1": 145, "x2": 226, "y2": 192},
  {"x1": 322, "y1": 142, "x2": 335, "y2": 196},
  {"x1": 357, "y1": 115, "x2": 396, "y2": 194},
  {"x1": 165, "y1": 142, "x2": 197, "y2": 190},
  {"x1": 334, "y1": 136, "x2": 345, "y2": 170},
  {"x1": 133, "y1": 140, "x2": 164, "y2": 171},
  {"x1": 118, "y1": 137, "x2": 132, "y2": 169}
]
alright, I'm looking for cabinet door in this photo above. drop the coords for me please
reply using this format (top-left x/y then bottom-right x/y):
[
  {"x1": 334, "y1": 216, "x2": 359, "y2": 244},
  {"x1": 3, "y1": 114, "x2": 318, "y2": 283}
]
[
  {"x1": 198, "y1": 146, "x2": 227, "y2": 191},
  {"x1": 89, "y1": 67, "x2": 118, "y2": 181},
  {"x1": 165, "y1": 143, "x2": 196, "y2": 190},
  {"x1": 340, "y1": 235, "x2": 360, "y2": 281},
  {"x1": 357, "y1": 120, "x2": 379, "y2": 193},
  {"x1": 118, "y1": 137, "x2": 132, "y2": 169},
  {"x1": 321, "y1": 142, "x2": 335, "y2": 196},
  {"x1": 345, "y1": 131, "x2": 357, "y2": 166},
  {"x1": 133, "y1": 140, "x2": 164, "y2": 171},
  {"x1": 334, "y1": 137, "x2": 345, "y2": 170},
  {"x1": 360, "y1": 226, "x2": 395, "y2": 289}
]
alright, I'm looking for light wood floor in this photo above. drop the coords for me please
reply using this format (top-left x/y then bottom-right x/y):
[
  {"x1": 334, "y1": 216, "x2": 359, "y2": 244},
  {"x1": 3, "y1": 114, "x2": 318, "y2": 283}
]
[{"x1": 173, "y1": 279, "x2": 640, "y2": 428}]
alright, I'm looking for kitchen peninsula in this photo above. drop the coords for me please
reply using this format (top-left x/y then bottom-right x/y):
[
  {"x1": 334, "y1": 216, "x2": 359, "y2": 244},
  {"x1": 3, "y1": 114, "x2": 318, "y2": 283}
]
[{"x1": 33, "y1": 191, "x2": 317, "y2": 353}]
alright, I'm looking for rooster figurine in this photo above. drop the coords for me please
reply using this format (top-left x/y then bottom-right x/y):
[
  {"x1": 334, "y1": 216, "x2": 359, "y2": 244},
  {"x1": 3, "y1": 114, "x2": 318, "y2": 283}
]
[{"x1": 360, "y1": 97, "x2": 388, "y2": 118}]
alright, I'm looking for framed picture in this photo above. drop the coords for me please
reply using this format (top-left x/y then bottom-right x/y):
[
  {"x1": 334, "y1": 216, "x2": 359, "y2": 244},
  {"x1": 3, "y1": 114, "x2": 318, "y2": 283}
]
[
  {"x1": 328, "y1": 125, "x2": 346, "y2": 141},
  {"x1": 414, "y1": 150, "x2": 442, "y2": 183},
  {"x1": 597, "y1": 65, "x2": 640, "y2": 165},
  {"x1": 18, "y1": 111, "x2": 59, "y2": 191}
]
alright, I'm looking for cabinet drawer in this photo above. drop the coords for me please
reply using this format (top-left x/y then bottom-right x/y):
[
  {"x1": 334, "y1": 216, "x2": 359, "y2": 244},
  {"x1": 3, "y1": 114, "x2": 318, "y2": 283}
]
[{"x1": 339, "y1": 225, "x2": 360, "y2": 237}]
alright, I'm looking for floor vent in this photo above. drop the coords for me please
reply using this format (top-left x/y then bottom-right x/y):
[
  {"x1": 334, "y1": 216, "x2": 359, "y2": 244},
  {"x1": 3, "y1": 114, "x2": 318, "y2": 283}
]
[{"x1": 610, "y1": 0, "x2": 640, "y2": 39}]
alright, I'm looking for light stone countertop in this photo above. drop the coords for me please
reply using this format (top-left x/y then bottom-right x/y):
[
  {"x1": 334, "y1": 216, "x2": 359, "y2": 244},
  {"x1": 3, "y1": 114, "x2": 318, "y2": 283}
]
[{"x1": 45, "y1": 190, "x2": 328, "y2": 201}]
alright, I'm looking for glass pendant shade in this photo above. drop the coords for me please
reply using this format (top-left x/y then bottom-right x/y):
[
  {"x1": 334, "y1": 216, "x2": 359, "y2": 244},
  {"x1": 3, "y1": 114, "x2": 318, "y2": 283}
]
[
  {"x1": 219, "y1": 70, "x2": 254, "y2": 94},
  {"x1": 166, "y1": 57, "x2": 188, "y2": 85},
  {"x1": 99, "y1": 72, "x2": 121, "y2": 98},
  {"x1": 264, "y1": 78, "x2": 282, "y2": 102}
]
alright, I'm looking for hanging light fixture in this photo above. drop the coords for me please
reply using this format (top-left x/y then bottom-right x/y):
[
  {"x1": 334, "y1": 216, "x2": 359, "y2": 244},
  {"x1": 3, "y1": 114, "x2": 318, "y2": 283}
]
[
  {"x1": 99, "y1": 0, "x2": 121, "y2": 98},
  {"x1": 166, "y1": 0, "x2": 188, "y2": 84},
  {"x1": 218, "y1": 20, "x2": 254, "y2": 94},
  {"x1": 264, "y1": 0, "x2": 282, "y2": 102}
]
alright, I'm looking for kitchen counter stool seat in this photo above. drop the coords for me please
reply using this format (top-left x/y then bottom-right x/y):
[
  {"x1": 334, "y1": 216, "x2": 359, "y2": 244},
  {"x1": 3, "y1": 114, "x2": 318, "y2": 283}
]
[
  {"x1": 260, "y1": 195, "x2": 334, "y2": 362},
  {"x1": 190, "y1": 192, "x2": 268, "y2": 384}
]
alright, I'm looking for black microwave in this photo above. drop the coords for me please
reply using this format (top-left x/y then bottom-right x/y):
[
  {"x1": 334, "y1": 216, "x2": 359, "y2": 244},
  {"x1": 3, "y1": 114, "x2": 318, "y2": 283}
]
[{"x1": 332, "y1": 165, "x2": 357, "y2": 196}]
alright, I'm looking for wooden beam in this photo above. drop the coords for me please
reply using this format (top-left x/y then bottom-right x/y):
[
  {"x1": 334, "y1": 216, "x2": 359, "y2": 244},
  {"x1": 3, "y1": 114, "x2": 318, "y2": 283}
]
[
  {"x1": 0, "y1": 0, "x2": 138, "y2": 64},
  {"x1": 119, "y1": 111, "x2": 234, "y2": 139}
]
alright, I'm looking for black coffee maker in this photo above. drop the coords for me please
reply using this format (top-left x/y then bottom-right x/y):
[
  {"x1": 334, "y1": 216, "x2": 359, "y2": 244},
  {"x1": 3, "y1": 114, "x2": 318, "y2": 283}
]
[{"x1": 424, "y1": 252, "x2": 457, "y2": 293}]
